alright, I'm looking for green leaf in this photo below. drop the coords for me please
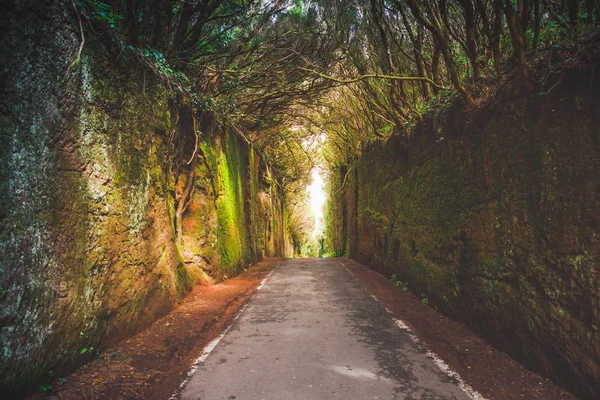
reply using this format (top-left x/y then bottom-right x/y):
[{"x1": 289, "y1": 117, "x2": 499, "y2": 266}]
[{"x1": 40, "y1": 384, "x2": 53, "y2": 392}]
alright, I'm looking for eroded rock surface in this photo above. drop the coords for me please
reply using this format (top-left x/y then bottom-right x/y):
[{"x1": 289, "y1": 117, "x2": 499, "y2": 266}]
[
  {"x1": 0, "y1": 1, "x2": 290, "y2": 395},
  {"x1": 327, "y1": 70, "x2": 600, "y2": 399}
]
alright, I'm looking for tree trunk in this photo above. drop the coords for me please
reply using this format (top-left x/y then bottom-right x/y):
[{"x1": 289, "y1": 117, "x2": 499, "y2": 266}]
[
  {"x1": 126, "y1": 0, "x2": 139, "y2": 46},
  {"x1": 152, "y1": 0, "x2": 174, "y2": 48},
  {"x1": 533, "y1": 0, "x2": 541, "y2": 50},
  {"x1": 567, "y1": 0, "x2": 580, "y2": 26},
  {"x1": 186, "y1": 0, "x2": 223, "y2": 53},
  {"x1": 172, "y1": 0, "x2": 195, "y2": 53},
  {"x1": 521, "y1": 0, "x2": 533, "y2": 45},
  {"x1": 492, "y1": 0, "x2": 503, "y2": 77},
  {"x1": 405, "y1": 0, "x2": 475, "y2": 105},
  {"x1": 459, "y1": 0, "x2": 482, "y2": 79},
  {"x1": 432, "y1": 41, "x2": 441, "y2": 93},
  {"x1": 415, "y1": 26, "x2": 430, "y2": 98},
  {"x1": 437, "y1": 32, "x2": 476, "y2": 104},
  {"x1": 500, "y1": 0, "x2": 533, "y2": 90},
  {"x1": 398, "y1": 3, "x2": 430, "y2": 98},
  {"x1": 175, "y1": 154, "x2": 198, "y2": 247}
]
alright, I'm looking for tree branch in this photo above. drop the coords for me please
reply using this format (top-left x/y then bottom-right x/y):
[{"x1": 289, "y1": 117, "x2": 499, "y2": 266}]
[
  {"x1": 67, "y1": 0, "x2": 85, "y2": 75},
  {"x1": 298, "y1": 68, "x2": 450, "y2": 91}
]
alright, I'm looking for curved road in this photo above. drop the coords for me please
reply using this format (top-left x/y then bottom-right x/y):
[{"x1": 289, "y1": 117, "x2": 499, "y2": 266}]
[{"x1": 178, "y1": 258, "x2": 475, "y2": 400}]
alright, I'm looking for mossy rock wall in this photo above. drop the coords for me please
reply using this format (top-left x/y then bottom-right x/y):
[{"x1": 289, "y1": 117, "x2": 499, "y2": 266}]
[
  {"x1": 180, "y1": 130, "x2": 289, "y2": 281},
  {"x1": 0, "y1": 1, "x2": 290, "y2": 395},
  {"x1": 327, "y1": 70, "x2": 599, "y2": 399}
]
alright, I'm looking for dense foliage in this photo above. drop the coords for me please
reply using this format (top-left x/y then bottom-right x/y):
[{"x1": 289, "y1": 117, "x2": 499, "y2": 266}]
[
  {"x1": 313, "y1": 0, "x2": 599, "y2": 169},
  {"x1": 73, "y1": 0, "x2": 599, "y2": 248}
]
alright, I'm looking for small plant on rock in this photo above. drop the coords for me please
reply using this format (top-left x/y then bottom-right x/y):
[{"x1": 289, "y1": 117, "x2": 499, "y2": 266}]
[{"x1": 39, "y1": 384, "x2": 53, "y2": 393}]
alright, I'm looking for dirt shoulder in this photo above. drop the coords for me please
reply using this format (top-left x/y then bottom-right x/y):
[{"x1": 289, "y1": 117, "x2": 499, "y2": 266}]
[
  {"x1": 29, "y1": 258, "x2": 280, "y2": 400},
  {"x1": 29, "y1": 256, "x2": 579, "y2": 400},
  {"x1": 338, "y1": 258, "x2": 578, "y2": 400}
]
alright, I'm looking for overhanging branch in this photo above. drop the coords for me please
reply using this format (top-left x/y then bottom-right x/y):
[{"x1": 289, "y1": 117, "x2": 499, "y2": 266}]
[{"x1": 299, "y1": 68, "x2": 450, "y2": 91}]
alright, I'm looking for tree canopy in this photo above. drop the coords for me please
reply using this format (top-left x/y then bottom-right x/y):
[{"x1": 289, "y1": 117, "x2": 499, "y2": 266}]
[{"x1": 74, "y1": 0, "x2": 599, "y2": 248}]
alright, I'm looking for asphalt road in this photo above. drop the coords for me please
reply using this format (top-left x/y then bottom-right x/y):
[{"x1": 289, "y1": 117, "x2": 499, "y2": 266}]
[{"x1": 179, "y1": 258, "x2": 472, "y2": 400}]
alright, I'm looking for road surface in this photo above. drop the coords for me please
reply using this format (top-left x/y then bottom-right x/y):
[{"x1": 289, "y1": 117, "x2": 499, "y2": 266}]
[{"x1": 178, "y1": 258, "x2": 474, "y2": 400}]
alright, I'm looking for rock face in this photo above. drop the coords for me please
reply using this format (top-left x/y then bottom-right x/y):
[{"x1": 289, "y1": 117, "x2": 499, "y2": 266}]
[
  {"x1": 0, "y1": 1, "x2": 289, "y2": 395},
  {"x1": 327, "y1": 70, "x2": 599, "y2": 399}
]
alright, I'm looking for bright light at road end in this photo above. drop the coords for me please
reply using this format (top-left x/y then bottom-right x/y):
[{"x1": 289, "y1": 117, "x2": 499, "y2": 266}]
[{"x1": 307, "y1": 168, "x2": 326, "y2": 237}]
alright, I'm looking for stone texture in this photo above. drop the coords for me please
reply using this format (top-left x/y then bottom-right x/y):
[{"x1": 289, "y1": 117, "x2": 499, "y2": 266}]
[
  {"x1": 327, "y1": 69, "x2": 600, "y2": 399},
  {"x1": 0, "y1": 0, "x2": 289, "y2": 394}
]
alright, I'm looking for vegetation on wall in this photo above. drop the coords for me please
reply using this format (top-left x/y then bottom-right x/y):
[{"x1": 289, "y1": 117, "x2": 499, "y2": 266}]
[
  {"x1": 66, "y1": 0, "x2": 338, "y2": 264},
  {"x1": 2, "y1": 0, "x2": 599, "y2": 396},
  {"x1": 323, "y1": 46, "x2": 600, "y2": 400},
  {"x1": 67, "y1": 0, "x2": 600, "y2": 258},
  {"x1": 315, "y1": 0, "x2": 600, "y2": 171}
]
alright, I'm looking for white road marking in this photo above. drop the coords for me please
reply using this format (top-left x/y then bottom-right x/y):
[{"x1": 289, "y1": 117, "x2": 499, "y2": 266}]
[
  {"x1": 257, "y1": 269, "x2": 275, "y2": 291},
  {"x1": 391, "y1": 316, "x2": 487, "y2": 400},
  {"x1": 330, "y1": 365, "x2": 392, "y2": 381},
  {"x1": 336, "y1": 259, "x2": 488, "y2": 400},
  {"x1": 169, "y1": 268, "x2": 276, "y2": 400},
  {"x1": 169, "y1": 304, "x2": 246, "y2": 400}
]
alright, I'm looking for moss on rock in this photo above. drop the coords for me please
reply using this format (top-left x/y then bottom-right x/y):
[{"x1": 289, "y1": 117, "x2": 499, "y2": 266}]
[{"x1": 326, "y1": 68, "x2": 600, "y2": 399}]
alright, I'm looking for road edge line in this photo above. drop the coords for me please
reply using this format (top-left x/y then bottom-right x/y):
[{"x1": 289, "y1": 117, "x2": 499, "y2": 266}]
[
  {"x1": 257, "y1": 269, "x2": 275, "y2": 291},
  {"x1": 337, "y1": 259, "x2": 487, "y2": 400},
  {"x1": 169, "y1": 266, "x2": 277, "y2": 400}
]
